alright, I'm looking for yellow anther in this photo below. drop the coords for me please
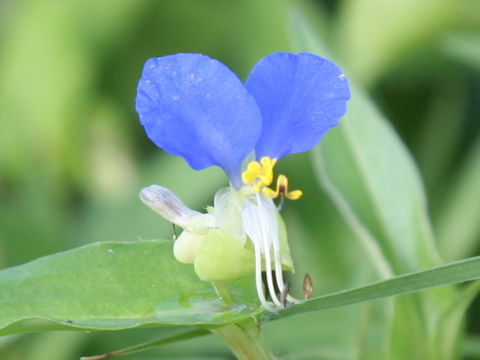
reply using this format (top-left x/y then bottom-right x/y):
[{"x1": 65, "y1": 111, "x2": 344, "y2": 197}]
[
  {"x1": 242, "y1": 156, "x2": 277, "y2": 192},
  {"x1": 258, "y1": 157, "x2": 276, "y2": 186},
  {"x1": 242, "y1": 161, "x2": 261, "y2": 185},
  {"x1": 263, "y1": 174, "x2": 303, "y2": 201}
]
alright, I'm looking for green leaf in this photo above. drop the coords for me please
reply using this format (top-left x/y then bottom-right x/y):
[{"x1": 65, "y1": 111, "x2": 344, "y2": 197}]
[
  {"x1": 434, "y1": 281, "x2": 480, "y2": 360},
  {"x1": 289, "y1": 3, "x2": 440, "y2": 277},
  {"x1": 0, "y1": 240, "x2": 260, "y2": 337},
  {"x1": 2, "y1": 240, "x2": 478, "y2": 343},
  {"x1": 310, "y1": 84, "x2": 453, "y2": 357},
  {"x1": 22, "y1": 332, "x2": 88, "y2": 360},
  {"x1": 441, "y1": 32, "x2": 480, "y2": 70},
  {"x1": 288, "y1": 8, "x2": 463, "y2": 359},
  {"x1": 464, "y1": 335, "x2": 480, "y2": 359},
  {"x1": 313, "y1": 84, "x2": 441, "y2": 275},
  {"x1": 336, "y1": 0, "x2": 456, "y2": 84},
  {"x1": 276, "y1": 256, "x2": 480, "y2": 319},
  {"x1": 80, "y1": 328, "x2": 210, "y2": 360},
  {"x1": 437, "y1": 136, "x2": 480, "y2": 261},
  {"x1": 414, "y1": 80, "x2": 467, "y2": 203}
]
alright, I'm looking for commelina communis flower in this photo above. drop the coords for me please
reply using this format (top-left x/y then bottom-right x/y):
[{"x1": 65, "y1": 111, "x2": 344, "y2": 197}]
[{"x1": 135, "y1": 52, "x2": 350, "y2": 311}]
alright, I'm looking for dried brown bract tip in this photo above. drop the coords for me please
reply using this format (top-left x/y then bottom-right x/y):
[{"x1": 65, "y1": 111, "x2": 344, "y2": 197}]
[{"x1": 303, "y1": 273, "x2": 313, "y2": 299}]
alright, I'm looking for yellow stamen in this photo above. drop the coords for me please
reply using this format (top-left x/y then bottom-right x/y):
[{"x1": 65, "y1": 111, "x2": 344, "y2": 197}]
[
  {"x1": 242, "y1": 161, "x2": 261, "y2": 185},
  {"x1": 263, "y1": 174, "x2": 303, "y2": 200},
  {"x1": 258, "y1": 157, "x2": 276, "y2": 185},
  {"x1": 242, "y1": 157, "x2": 302, "y2": 200},
  {"x1": 242, "y1": 156, "x2": 277, "y2": 192}
]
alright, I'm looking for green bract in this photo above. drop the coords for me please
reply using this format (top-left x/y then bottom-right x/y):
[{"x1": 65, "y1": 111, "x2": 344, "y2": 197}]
[{"x1": 142, "y1": 186, "x2": 294, "y2": 284}]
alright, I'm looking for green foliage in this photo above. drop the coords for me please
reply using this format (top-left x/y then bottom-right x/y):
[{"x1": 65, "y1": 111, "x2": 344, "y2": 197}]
[
  {"x1": 0, "y1": 241, "x2": 260, "y2": 337},
  {"x1": 1, "y1": 239, "x2": 478, "y2": 355},
  {"x1": 0, "y1": 0, "x2": 479, "y2": 359}
]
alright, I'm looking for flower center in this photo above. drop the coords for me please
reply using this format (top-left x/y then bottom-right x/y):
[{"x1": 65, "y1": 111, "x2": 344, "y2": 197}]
[
  {"x1": 241, "y1": 156, "x2": 303, "y2": 200},
  {"x1": 241, "y1": 156, "x2": 276, "y2": 192},
  {"x1": 241, "y1": 157, "x2": 304, "y2": 310}
]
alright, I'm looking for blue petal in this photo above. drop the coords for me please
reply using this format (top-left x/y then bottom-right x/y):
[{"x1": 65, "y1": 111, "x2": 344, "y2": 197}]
[
  {"x1": 136, "y1": 54, "x2": 262, "y2": 181},
  {"x1": 245, "y1": 52, "x2": 351, "y2": 159}
]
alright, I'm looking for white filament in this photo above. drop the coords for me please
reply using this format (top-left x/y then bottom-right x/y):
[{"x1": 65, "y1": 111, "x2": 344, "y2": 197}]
[
  {"x1": 242, "y1": 194, "x2": 294, "y2": 310},
  {"x1": 255, "y1": 193, "x2": 282, "y2": 307},
  {"x1": 243, "y1": 199, "x2": 276, "y2": 311}
]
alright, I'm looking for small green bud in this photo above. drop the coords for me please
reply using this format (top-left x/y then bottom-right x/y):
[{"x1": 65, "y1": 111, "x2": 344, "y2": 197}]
[
  {"x1": 194, "y1": 228, "x2": 255, "y2": 282},
  {"x1": 173, "y1": 231, "x2": 204, "y2": 264}
]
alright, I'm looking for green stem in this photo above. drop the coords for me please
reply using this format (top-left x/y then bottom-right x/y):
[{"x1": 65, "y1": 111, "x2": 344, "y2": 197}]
[{"x1": 212, "y1": 318, "x2": 278, "y2": 360}]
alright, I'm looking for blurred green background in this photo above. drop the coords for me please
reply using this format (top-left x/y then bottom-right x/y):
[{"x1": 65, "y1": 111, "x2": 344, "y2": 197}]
[{"x1": 0, "y1": 0, "x2": 479, "y2": 359}]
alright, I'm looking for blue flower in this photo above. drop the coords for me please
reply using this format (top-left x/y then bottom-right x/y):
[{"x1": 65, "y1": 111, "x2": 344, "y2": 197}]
[
  {"x1": 136, "y1": 52, "x2": 350, "y2": 310},
  {"x1": 136, "y1": 52, "x2": 350, "y2": 187}
]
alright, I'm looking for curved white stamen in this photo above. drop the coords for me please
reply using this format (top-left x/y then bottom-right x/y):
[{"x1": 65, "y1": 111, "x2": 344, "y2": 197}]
[
  {"x1": 265, "y1": 197, "x2": 303, "y2": 305},
  {"x1": 270, "y1": 208, "x2": 286, "y2": 290},
  {"x1": 253, "y1": 223, "x2": 274, "y2": 311},
  {"x1": 256, "y1": 196, "x2": 286, "y2": 295},
  {"x1": 244, "y1": 200, "x2": 275, "y2": 311},
  {"x1": 255, "y1": 193, "x2": 282, "y2": 308}
]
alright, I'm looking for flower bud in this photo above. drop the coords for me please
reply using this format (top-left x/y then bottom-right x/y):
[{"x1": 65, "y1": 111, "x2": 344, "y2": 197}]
[
  {"x1": 194, "y1": 228, "x2": 255, "y2": 282},
  {"x1": 139, "y1": 185, "x2": 200, "y2": 232},
  {"x1": 173, "y1": 231, "x2": 205, "y2": 264}
]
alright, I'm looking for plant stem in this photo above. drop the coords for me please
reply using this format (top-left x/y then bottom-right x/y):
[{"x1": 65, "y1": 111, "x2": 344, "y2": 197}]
[{"x1": 212, "y1": 318, "x2": 278, "y2": 360}]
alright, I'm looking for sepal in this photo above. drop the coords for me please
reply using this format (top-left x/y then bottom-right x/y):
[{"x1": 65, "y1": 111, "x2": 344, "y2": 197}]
[{"x1": 194, "y1": 229, "x2": 255, "y2": 281}]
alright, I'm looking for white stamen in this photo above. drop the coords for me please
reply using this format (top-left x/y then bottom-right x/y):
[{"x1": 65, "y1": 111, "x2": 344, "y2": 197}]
[
  {"x1": 253, "y1": 225, "x2": 274, "y2": 311},
  {"x1": 266, "y1": 202, "x2": 300, "y2": 304},
  {"x1": 261, "y1": 196, "x2": 303, "y2": 306},
  {"x1": 255, "y1": 193, "x2": 282, "y2": 308},
  {"x1": 269, "y1": 205, "x2": 286, "y2": 291},
  {"x1": 244, "y1": 200, "x2": 276, "y2": 311},
  {"x1": 242, "y1": 192, "x2": 302, "y2": 310}
]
